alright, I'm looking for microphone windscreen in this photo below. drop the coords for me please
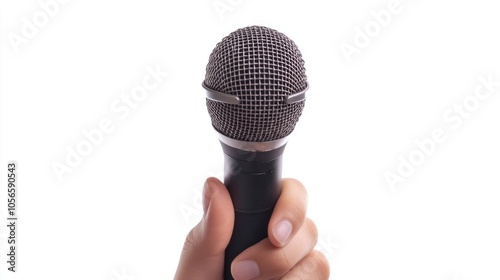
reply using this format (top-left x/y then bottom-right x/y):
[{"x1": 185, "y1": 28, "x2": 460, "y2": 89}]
[{"x1": 204, "y1": 26, "x2": 307, "y2": 142}]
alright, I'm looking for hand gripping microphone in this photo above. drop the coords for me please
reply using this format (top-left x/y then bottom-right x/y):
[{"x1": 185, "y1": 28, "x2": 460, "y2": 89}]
[{"x1": 202, "y1": 26, "x2": 308, "y2": 280}]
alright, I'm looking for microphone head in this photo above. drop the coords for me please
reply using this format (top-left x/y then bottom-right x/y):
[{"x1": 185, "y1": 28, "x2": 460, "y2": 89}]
[{"x1": 204, "y1": 26, "x2": 307, "y2": 143}]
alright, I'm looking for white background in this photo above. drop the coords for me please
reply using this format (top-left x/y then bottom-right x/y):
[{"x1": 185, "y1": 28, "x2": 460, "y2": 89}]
[{"x1": 1, "y1": 0, "x2": 500, "y2": 279}]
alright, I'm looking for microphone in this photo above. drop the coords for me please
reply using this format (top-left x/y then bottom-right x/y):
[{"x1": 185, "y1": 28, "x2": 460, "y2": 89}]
[{"x1": 202, "y1": 26, "x2": 308, "y2": 280}]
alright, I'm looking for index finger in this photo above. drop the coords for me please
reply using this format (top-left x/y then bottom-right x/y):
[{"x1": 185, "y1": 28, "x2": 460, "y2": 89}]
[{"x1": 268, "y1": 178, "x2": 308, "y2": 247}]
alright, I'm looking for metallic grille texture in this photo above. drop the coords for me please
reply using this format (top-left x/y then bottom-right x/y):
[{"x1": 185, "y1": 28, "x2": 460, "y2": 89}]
[{"x1": 205, "y1": 26, "x2": 307, "y2": 142}]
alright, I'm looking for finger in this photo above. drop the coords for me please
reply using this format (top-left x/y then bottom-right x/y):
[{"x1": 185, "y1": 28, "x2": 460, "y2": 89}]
[
  {"x1": 232, "y1": 218, "x2": 318, "y2": 280},
  {"x1": 268, "y1": 178, "x2": 308, "y2": 247},
  {"x1": 174, "y1": 177, "x2": 234, "y2": 280},
  {"x1": 280, "y1": 250, "x2": 330, "y2": 280},
  {"x1": 201, "y1": 177, "x2": 235, "y2": 255}
]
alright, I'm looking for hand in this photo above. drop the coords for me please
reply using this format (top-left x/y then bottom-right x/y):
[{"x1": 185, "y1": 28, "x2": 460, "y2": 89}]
[{"x1": 174, "y1": 177, "x2": 330, "y2": 280}]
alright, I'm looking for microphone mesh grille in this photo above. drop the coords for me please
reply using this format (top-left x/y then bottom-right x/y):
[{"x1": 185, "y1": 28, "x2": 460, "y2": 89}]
[{"x1": 205, "y1": 26, "x2": 307, "y2": 142}]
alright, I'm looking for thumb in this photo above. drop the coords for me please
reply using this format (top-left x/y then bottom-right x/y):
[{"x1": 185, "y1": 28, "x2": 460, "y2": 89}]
[{"x1": 175, "y1": 177, "x2": 234, "y2": 280}]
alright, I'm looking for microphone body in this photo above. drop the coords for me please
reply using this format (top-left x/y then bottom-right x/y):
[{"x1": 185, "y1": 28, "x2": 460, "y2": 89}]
[{"x1": 220, "y1": 141, "x2": 286, "y2": 279}]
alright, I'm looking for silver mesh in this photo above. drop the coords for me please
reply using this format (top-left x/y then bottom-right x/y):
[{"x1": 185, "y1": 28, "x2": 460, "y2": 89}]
[{"x1": 204, "y1": 26, "x2": 307, "y2": 142}]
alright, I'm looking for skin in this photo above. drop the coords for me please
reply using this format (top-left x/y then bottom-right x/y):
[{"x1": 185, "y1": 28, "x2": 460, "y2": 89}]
[{"x1": 174, "y1": 177, "x2": 330, "y2": 280}]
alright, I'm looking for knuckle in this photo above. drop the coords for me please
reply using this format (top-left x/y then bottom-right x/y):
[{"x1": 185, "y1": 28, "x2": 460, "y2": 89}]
[
  {"x1": 304, "y1": 218, "x2": 319, "y2": 245},
  {"x1": 288, "y1": 178, "x2": 308, "y2": 199},
  {"x1": 280, "y1": 251, "x2": 330, "y2": 280},
  {"x1": 272, "y1": 247, "x2": 293, "y2": 276},
  {"x1": 285, "y1": 182, "x2": 308, "y2": 220},
  {"x1": 295, "y1": 253, "x2": 318, "y2": 279},
  {"x1": 183, "y1": 228, "x2": 198, "y2": 253},
  {"x1": 311, "y1": 250, "x2": 331, "y2": 279},
  {"x1": 291, "y1": 199, "x2": 307, "y2": 222}
]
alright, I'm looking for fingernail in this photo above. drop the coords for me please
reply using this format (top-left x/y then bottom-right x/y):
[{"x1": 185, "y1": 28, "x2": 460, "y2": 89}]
[
  {"x1": 232, "y1": 260, "x2": 260, "y2": 280},
  {"x1": 273, "y1": 219, "x2": 293, "y2": 246}
]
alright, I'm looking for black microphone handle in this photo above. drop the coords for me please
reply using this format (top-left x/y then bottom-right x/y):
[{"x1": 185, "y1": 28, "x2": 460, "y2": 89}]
[{"x1": 220, "y1": 143, "x2": 286, "y2": 280}]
